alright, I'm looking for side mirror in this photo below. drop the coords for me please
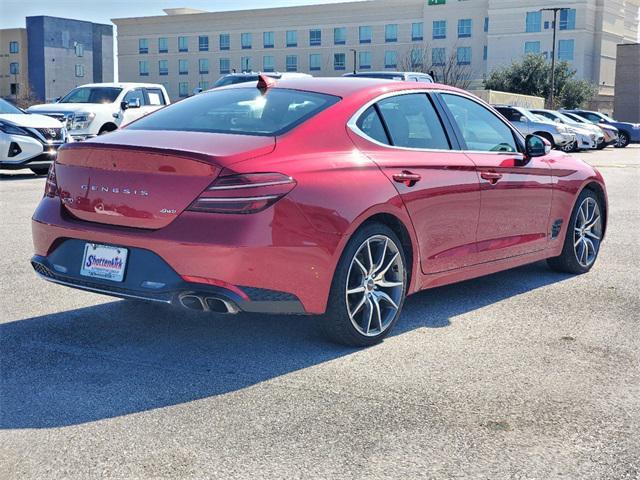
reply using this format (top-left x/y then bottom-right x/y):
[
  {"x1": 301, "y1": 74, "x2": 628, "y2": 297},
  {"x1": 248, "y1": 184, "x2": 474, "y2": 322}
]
[
  {"x1": 121, "y1": 98, "x2": 141, "y2": 110},
  {"x1": 525, "y1": 134, "x2": 550, "y2": 158}
]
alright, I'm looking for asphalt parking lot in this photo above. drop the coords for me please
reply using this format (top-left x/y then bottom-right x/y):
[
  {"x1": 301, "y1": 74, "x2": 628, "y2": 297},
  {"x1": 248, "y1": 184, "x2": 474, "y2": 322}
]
[{"x1": 1, "y1": 146, "x2": 639, "y2": 479}]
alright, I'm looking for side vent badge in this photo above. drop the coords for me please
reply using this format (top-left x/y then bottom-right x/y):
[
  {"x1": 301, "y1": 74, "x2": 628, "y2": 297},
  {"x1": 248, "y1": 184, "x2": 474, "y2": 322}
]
[{"x1": 551, "y1": 219, "x2": 563, "y2": 239}]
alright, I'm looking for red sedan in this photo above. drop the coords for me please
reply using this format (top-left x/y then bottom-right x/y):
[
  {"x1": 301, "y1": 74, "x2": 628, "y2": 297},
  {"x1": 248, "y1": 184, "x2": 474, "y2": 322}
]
[{"x1": 32, "y1": 77, "x2": 607, "y2": 346}]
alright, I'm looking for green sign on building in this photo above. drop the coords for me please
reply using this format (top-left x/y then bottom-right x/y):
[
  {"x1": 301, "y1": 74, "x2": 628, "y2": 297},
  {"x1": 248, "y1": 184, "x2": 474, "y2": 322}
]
[{"x1": 428, "y1": 0, "x2": 446, "y2": 5}]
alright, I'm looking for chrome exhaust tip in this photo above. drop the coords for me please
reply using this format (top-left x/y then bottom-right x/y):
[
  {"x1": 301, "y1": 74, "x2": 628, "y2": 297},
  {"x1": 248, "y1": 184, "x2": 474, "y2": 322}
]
[
  {"x1": 205, "y1": 297, "x2": 239, "y2": 314},
  {"x1": 179, "y1": 294, "x2": 206, "y2": 311},
  {"x1": 178, "y1": 292, "x2": 238, "y2": 314}
]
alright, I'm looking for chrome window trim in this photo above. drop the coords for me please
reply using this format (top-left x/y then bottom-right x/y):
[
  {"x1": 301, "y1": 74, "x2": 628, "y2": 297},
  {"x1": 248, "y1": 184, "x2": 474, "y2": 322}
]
[{"x1": 347, "y1": 88, "x2": 526, "y2": 157}]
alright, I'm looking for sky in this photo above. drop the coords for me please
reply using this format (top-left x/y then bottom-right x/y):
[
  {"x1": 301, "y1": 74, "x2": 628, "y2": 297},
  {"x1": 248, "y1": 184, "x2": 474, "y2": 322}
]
[{"x1": 0, "y1": 0, "x2": 363, "y2": 29}]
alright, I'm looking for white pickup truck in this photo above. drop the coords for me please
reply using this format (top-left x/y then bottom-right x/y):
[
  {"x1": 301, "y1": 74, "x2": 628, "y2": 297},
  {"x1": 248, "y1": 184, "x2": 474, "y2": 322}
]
[{"x1": 28, "y1": 83, "x2": 170, "y2": 141}]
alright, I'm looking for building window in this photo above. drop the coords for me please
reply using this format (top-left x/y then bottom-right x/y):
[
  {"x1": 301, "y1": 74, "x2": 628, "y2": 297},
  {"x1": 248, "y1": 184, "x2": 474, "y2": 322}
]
[
  {"x1": 526, "y1": 11, "x2": 542, "y2": 33},
  {"x1": 139, "y1": 60, "x2": 149, "y2": 76},
  {"x1": 524, "y1": 41, "x2": 541, "y2": 54},
  {"x1": 433, "y1": 20, "x2": 447, "y2": 39},
  {"x1": 410, "y1": 48, "x2": 423, "y2": 68},
  {"x1": 285, "y1": 30, "x2": 297, "y2": 47},
  {"x1": 384, "y1": 50, "x2": 397, "y2": 68},
  {"x1": 158, "y1": 37, "x2": 168, "y2": 53},
  {"x1": 483, "y1": 45, "x2": 488, "y2": 60},
  {"x1": 75, "y1": 43, "x2": 84, "y2": 57},
  {"x1": 178, "y1": 36, "x2": 188, "y2": 52},
  {"x1": 457, "y1": 46, "x2": 472, "y2": 65},
  {"x1": 179, "y1": 82, "x2": 189, "y2": 97},
  {"x1": 263, "y1": 31, "x2": 274, "y2": 48},
  {"x1": 310, "y1": 29, "x2": 321, "y2": 46},
  {"x1": 359, "y1": 26, "x2": 372, "y2": 44},
  {"x1": 199, "y1": 80, "x2": 209, "y2": 91},
  {"x1": 179, "y1": 59, "x2": 188, "y2": 75},
  {"x1": 334, "y1": 52, "x2": 346, "y2": 70},
  {"x1": 220, "y1": 34, "x2": 230, "y2": 50},
  {"x1": 159, "y1": 60, "x2": 168, "y2": 76},
  {"x1": 286, "y1": 55, "x2": 298, "y2": 72},
  {"x1": 75, "y1": 64, "x2": 85, "y2": 77},
  {"x1": 560, "y1": 8, "x2": 576, "y2": 30},
  {"x1": 558, "y1": 39, "x2": 574, "y2": 60},
  {"x1": 411, "y1": 22, "x2": 423, "y2": 41},
  {"x1": 10, "y1": 83, "x2": 18, "y2": 95},
  {"x1": 199, "y1": 36, "x2": 209, "y2": 52},
  {"x1": 334, "y1": 27, "x2": 346, "y2": 45},
  {"x1": 241, "y1": 56, "x2": 251, "y2": 71},
  {"x1": 385, "y1": 24, "x2": 398, "y2": 42},
  {"x1": 432, "y1": 47, "x2": 446, "y2": 66},
  {"x1": 359, "y1": 51, "x2": 372, "y2": 69},
  {"x1": 241, "y1": 33, "x2": 252, "y2": 49},
  {"x1": 484, "y1": 17, "x2": 489, "y2": 32},
  {"x1": 9, "y1": 62, "x2": 19, "y2": 75},
  {"x1": 309, "y1": 53, "x2": 321, "y2": 71},
  {"x1": 263, "y1": 55, "x2": 275, "y2": 72},
  {"x1": 458, "y1": 19, "x2": 472, "y2": 38},
  {"x1": 199, "y1": 58, "x2": 209, "y2": 74},
  {"x1": 220, "y1": 58, "x2": 230, "y2": 74},
  {"x1": 139, "y1": 38, "x2": 149, "y2": 54},
  {"x1": 9, "y1": 41, "x2": 19, "y2": 54}
]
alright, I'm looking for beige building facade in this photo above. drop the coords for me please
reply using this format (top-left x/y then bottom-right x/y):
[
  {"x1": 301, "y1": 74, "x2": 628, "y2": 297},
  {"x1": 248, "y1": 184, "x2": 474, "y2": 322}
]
[
  {"x1": 113, "y1": 0, "x2": 640, "y2": 105},
  {"x1": 0, "y1": 28, "x2": 29, "y2": 99}
]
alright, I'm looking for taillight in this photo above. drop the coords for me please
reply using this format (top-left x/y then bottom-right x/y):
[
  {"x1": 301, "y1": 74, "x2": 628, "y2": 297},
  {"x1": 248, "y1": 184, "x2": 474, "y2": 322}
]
[
  {"x1": 44, "y1": 163, "x2": 58, "y2": 198},
  {"x1": 188, "y1": 172, "x2": 296, "y2": 214}
]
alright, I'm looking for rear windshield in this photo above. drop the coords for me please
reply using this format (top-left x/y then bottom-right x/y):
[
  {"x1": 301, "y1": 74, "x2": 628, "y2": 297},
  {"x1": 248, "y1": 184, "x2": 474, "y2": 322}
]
[{"x1": 128, "y1": 88, "x2": 340, "y2": 136}]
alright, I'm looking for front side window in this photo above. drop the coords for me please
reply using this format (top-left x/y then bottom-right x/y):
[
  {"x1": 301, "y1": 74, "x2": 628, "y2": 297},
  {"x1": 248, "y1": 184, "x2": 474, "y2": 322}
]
[
  {"x1": 9, "y1": 62, "x2": 19, "y2": 75},
  {"x1": 526, "y1": 11, "x2": 542, "y2": 32},
  {"x1": 60, "y1": 87, "x2": 122, "y2": 103},
  {"x1": 220, "y1": 34, "x2": 230, "y2": 50},
  {"x1": 385, "y1": 50, "x2": 397, "y2": 68},
  {"x1": 385, "y1": 24, "x2": 398, "y2": 42},
  {"x1": 334, "y1": 27, "x2": 346, "y2": 45},
  {"x1": 220, "y1": 58, "x2": 230, "y2": 74},
  {"x1": 263, "y1": 55, "x2": 275, "y2": 72},
  {"x1": 359, "y1": 26, "x2": 372, "y2": 44},
  {"x1": 179, "y1": 59, "x2": 188, "y2": 75},
  {"x1": 412, "y1": 22, "x2": 423, "y2": 41},
  {"x1": 139, "y1": 38, "x2": 148, "y2": 54},
  {"x1": 441, "y1": 93, "x2": 517, "y2": 152},
  {"x1": 457, "y1": 46, "x2": 472, "y2": 65},
  {"x1": 286, "y1": 55, "x2": 298, "y2": 72},
  {"x1": 158, "y1": 37, "x2": 168, "y2": 53},
  {"x1": 558, "y1": 39, "x2": 574, "y2": 61},
  {"x1": 9, "y1": 41, "x2": 19, "y2": 54},
  {"x1": 377, "y1": 94, "x2": 450, "y2": 150},
  {"x1": 124, "y1": 89, "x2": 146, "y2": 106},
  {"x1": 458, "y1": 19, "x2": 472, "y2": 38},
  {"x1": 199, "y1": 36, "x2": 209, "y2": 52},
  {"x1": 199, "y1": 58, "x2": 209, "y2": 74},
  {"x1": 560, "y1": 8, "x2": 576, "y2": 30},
  {"x1": 359, "y1": 51, "x2": 372, "y2": 69},
  {"x1": 524, "y1": 41, "x2": 541, "y2": 54},
  {"x1": 356, "y1": 106, "x2": 389, "y2": 145},
  {"x1": 241, "y1": 33, "x2": 252, "y2": 49},
  {"x1": 334, "y1": 53, "x2": 346, "y2": 70},
  {"x1": 128, "y1": 88, "x2": 340, "y2": 136},
  {"x1": 309, "y1": 53, "x2": 322, "y2": 71},
  {"x1": 433, "y1": 20, "x2": 447, "y2": 39},
  {"x1": 139, "y1": 60, "x2": 149, "y2": 76},
  {"x1": 263, "y1": 31, "x2": 274, "y2": 48},
  {"x1": 159, "y1": 60, "x2": 168, "y2": 75},
  {"x1": 286, "y1": 30, "x2": 297, "y2": 47},
  {"x1": 310, "y1": 29, "x2": 321, "y2": 46},
  {"x1": 178, "y1": 36, "x2": 188, "y2": 52}
]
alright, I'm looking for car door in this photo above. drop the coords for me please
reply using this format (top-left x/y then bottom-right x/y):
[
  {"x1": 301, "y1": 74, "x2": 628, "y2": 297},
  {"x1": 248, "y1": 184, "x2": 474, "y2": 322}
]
[
  {"x1": 121, "y1": 88, "x2": 148, "y2": 126},
  {"x1": 438, "y1": 92, "x2": 553, "y2": 263},
  {"x1": 349, "y1": 92, "x2": 481, "y2": 274}
]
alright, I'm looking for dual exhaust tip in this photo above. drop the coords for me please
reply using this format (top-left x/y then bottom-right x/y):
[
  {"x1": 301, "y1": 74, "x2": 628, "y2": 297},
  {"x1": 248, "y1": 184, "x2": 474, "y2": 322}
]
[{"x1": 179, "y1": 293, "x2": 239, "y2": 314}]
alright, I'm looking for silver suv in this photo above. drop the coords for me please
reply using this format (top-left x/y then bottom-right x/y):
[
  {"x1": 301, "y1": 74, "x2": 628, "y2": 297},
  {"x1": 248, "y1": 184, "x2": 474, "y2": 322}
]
[{"x1": 494, "y1": 105, "x2": 575, "y2": 150}]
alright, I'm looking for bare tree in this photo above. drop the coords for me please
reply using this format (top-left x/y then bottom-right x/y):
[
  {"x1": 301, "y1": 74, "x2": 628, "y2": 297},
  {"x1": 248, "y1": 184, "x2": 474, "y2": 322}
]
[
  {"x1": 13, "y1": 87, "x2": 42, "y2": 109},
  {"x1": 399, "y1": 44, "x2": 473, "y2": 89}
]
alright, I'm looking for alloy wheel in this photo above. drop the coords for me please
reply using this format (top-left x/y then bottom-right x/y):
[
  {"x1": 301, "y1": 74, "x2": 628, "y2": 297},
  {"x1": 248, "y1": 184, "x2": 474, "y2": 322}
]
[
  {"x1": 345, "y1": 235, "x2": 404, "y2": 337},
  {"x1": 573, "y1": 197, "x2": 602, "y2": 268},
  {"x1": 617, "y1": 132, "x2": 629, "y2": 148}
]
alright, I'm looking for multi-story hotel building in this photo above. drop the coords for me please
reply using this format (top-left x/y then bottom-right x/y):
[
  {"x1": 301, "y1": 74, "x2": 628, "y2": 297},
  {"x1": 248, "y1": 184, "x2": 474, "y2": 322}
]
[
  {"x1": 0, "y1": 16, "x2": 113, "y2": 103},
  {"x1": 114, "y1": 0, "x2": 640, "y2": 107}
]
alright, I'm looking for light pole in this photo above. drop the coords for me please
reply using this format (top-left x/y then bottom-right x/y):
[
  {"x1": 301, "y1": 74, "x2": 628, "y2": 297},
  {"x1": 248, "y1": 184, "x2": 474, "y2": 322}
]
[
  {"x1": 350, "y1": 48, "x2": 357, "y2": 74},
  {"x1": 540, "y1": 7, "x2": 568, "y2": 109}
]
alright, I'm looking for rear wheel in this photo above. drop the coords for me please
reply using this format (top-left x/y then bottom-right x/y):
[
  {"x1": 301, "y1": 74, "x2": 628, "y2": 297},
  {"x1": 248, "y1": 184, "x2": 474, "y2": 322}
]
[
  {"x1": 562, "y1": 140, "x2": 577, "y2": 152},
  {"x1": 30, "y1": 167, "x2": 50, "y2": 176},
  {"x1": 547, "y1": 189, "x2": 603, "y2": 274},
  {"x1": 615, "y1": 131, "x2": 630, "y2": 148},
  {"x1": 322, "y1": 223, "x2": 407, "y2": 347}
]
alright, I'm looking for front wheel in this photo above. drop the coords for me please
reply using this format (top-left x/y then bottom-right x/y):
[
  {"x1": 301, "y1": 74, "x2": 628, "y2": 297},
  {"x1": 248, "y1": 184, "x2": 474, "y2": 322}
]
[
  {"x1": 547, "y1": 189, "x2": 604, "y2": 274},
  {"x1": 322, "y1": 223, "x2": 407, "y2": 347},
  {"x1": 562, "y1": 140, "x2": 577, "y2": 153},
  {"x1": 615, "y1": 131, "x2": 630, "y2": 148}
]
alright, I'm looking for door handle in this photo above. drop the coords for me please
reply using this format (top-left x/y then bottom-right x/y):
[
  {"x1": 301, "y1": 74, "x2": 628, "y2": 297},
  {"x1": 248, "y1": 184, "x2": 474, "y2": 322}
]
[
  {"x1": 393, "y1": 171, "x2": 422, "y2": 187},
  {"x1": 480, "y1": 171, "x2": 503, "y2": 184}
]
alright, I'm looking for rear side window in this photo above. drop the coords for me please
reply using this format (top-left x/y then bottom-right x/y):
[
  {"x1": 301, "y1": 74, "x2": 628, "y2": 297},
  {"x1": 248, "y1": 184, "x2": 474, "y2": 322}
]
[
  {"x1": 377, "y1": 94, "x2": 450, "y2": 149},
  {"x1": 442, "y1": 93, "x2": 517, "y2": 153},
  {"x1": 145, "y1": 88, "x2": 166, "y2": 105},
  {"x1": 128, "y1": 88, "x2": 340, "y2": 136},
  {"x1": 356, "y1": 106, "x2": 389, "y2": 145}
]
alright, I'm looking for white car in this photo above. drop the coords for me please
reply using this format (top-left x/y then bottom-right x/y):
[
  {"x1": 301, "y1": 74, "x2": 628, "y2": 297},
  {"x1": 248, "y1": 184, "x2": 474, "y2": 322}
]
[
  {"x1": 531, "y1": 109, "x2": 603, "y2": 152},
  {"x1": 0, "y1": 98, "x2": 68, "y2": 175},
  {"x1": 27, "y1": 83, "x2": 170, "y2": 141}
]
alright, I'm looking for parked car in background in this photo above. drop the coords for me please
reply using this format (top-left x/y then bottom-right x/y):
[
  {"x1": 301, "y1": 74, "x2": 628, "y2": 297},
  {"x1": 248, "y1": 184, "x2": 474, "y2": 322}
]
[
  {"x1": 0, "y1": 98, "x2": 68, "y2": 175},
  {"x1": 530, "y1": 108, "x2": 603, "y2": 152},
  {"x1": 563, "y1": 109, "x2": 640, "y2": 148},
  {"x1": 561, "y1": 111, "x2": 618, "y2": 149},
  {"x1": 494, "y1": 105, "x2": 575, "y2": 150},
  {"x1": 212, "y1": 72, "x2": 312, "y2": 88},
  {"x1": 28, "y1": 83, "x2": 170, "y2": 141},
  {"x1": 343, "y1": 71, "x2": 434, "y2": 83},
  {"x1": 31, "y1": 77, "x2": 607, "y2": 346}
]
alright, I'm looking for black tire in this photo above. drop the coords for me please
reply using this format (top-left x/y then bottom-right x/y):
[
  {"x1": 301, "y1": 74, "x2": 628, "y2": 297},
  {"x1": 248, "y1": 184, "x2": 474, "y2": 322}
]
[
  {"x1": 614, "y1": 131, "x2": 630, "y2": 148},
  {"x1": 98, "y1": 125, "x2": 117, "y2": 135},
  {"x1": 322, "y1": 222, "x2": 408, "y2": 347},
  {"x1": 596, "y1": 140, "x2": 607, "y2": 150},
  {"x1": 30, "y1": 167, "x2": 50, "y2": 176},
  {"x1": 547, "y1": 189, "x2": 604, "y2": 274}
]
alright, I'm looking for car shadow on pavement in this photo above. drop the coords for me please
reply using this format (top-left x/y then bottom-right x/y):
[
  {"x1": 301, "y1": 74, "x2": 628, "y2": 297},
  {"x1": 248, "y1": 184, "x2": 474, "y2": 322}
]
[
  {"x1": 0, "y1": 261, "x2": 571, "y2": 429},
  {"x1": 0, "y1": 173, "x2": 43, "y2": 181}
]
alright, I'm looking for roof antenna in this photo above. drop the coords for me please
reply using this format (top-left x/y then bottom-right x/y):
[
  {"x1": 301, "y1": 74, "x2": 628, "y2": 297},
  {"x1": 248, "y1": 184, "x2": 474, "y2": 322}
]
[{"x1": 257, "y1": 74, "x2": 276, "y2": 93}]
